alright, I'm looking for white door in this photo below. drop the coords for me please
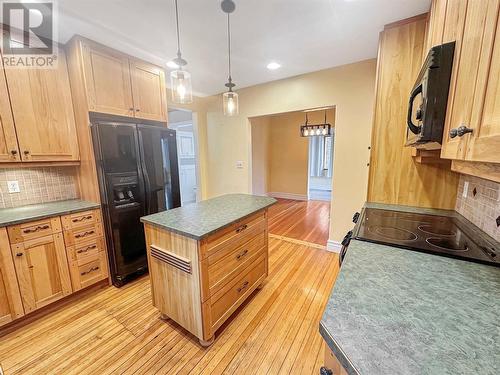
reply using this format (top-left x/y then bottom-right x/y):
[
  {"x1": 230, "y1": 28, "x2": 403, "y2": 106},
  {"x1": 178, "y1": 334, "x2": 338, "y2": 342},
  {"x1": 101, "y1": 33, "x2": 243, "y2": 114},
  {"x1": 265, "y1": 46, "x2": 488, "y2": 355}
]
[{"x1": 176, "y1": 131, "x2": 197, "y2": 204}]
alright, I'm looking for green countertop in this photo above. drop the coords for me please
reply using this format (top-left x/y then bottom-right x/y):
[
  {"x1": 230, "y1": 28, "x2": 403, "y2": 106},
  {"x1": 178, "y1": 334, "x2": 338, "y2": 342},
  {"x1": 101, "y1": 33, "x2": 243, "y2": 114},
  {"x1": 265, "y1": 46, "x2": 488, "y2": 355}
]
[
  {"x1": 0, "y1": 199, "x2": 100, "y2": 227},
  {"x1": 140, "y1": 194, "x2": 277, "y2": 240}
]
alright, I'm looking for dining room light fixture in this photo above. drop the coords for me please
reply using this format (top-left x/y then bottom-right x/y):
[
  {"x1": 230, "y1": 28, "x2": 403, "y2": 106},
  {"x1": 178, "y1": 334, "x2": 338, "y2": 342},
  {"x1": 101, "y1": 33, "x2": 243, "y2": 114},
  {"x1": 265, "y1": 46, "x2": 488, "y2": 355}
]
[
  {"x1": 169, "y1": 0, "x2": 193, "y2": 104},
  {"x1": 300, "y1": 111, "x2": 332, "y2": 137},
  {"x1": 221, "y1": 0, "x2": 239, "y2": 116}
]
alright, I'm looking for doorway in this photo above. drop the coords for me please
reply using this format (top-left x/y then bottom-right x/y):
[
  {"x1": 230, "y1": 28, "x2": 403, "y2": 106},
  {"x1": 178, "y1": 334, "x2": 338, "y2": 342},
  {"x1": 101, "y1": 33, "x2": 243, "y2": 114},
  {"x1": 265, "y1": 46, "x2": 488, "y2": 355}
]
[
  {"x1": 168, "y1": 108, "x2": 199, "y2": 205},
  {"x1": 308, "y1": 130, "x2": 334, "y2": 201}
]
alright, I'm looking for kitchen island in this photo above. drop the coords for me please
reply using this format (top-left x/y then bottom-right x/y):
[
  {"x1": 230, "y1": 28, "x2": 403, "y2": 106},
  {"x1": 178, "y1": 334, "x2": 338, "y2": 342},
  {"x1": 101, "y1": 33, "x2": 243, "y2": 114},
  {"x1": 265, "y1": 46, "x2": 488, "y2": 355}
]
[{"x1": 140, "y1": 194, "x2": 276, "y2": 346}]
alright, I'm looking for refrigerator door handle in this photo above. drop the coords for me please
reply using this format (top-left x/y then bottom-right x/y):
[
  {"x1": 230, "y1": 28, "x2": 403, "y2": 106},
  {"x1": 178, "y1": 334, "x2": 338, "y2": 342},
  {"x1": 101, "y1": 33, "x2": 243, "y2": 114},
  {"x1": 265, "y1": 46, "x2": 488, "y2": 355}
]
[{"x1": 137, "y1": 130, "x2": 152, "y2": 216}]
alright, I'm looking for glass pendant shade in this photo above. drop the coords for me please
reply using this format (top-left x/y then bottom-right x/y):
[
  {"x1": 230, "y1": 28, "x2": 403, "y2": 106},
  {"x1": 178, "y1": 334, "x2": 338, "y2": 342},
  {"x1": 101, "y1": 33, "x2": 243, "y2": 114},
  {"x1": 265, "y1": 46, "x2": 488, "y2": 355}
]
[
  {"x1": 223, "y1": 91, "x2": 239, "y2": 116},
  {"x1": 170, "y1": 69, "x2": 193, "y2": 104}
]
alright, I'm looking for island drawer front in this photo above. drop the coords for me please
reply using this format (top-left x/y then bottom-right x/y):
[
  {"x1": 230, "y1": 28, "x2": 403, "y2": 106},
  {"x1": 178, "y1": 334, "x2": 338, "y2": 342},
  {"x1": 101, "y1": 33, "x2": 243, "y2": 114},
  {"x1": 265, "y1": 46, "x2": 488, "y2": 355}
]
[
  {"x1": 61, "y1": 209, "x2": 101, "y2": 231},
  {"x1": 8, "y1": 217, "x2": 62, "y2": 243},
  {"x1": 69, "y1": 250, "x2": 108, "y2": 291},
  {"x1": 63, "y1": 222, "x2": 103, "y2": 247},
  {"x1": 203, "y1": 255, "x2": 267, "y2": 336},
  {"x1": 201, "y1": 231, "x2": 266, "y2": 301},
  {"x1": 67, "y1": 237, "x2": 106, "y2": 264},
  {"x1": 201, "y1": 211, "x2": 266, "y2": 260}
]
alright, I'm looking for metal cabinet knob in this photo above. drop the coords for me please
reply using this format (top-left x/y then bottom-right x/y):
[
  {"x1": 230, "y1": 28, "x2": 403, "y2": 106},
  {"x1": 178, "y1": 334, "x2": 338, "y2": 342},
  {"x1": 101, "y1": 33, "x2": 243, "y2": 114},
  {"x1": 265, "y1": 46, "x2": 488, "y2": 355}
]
[
  {"x1": 320, "y1": 367, "x2": 333, "y2": 375},
  {"x1": 450, "y1": 125, "x2": 473, "y2": 138},
  {"x1": 11, "y1": 150, "x2": 17, "y2": 155},
  {"x1": 16, "y1": 252, "x2": 23, "y2": 257},
  {"x1": 23, "y1": 150, "x2": 30, "y2": 154}
]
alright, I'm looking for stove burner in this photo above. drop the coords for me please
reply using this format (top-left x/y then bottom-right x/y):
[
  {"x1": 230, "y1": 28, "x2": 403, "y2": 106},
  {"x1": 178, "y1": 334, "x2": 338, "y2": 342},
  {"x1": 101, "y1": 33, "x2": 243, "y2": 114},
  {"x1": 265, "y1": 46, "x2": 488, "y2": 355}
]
[
  {"x1": 368, "y1": 226, "x2": 418, "y2": 241},
  {"x1": 426, "y1": 237, "x2": 468, "y2": 252},
  {"x1": 418, "y1": 224, "x2": 457, "y2": 236}
]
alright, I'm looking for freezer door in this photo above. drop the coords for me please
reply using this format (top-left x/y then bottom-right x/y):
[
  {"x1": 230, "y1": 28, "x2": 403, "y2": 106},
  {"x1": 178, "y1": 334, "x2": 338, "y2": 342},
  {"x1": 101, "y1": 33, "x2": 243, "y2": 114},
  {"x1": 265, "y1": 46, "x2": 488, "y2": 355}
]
[{"x1": 138, "y1": 125, "x2": 181, "y2": 214}]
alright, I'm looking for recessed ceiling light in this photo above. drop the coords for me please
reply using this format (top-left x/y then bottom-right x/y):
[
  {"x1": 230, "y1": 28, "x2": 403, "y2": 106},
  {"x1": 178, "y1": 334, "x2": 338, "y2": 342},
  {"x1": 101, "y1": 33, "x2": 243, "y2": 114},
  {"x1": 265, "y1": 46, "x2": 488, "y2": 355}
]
[
  {"x1": 267, "y1": 62, "x2": 281, "y2": 70},
  {"x1": 166, "y1": 60, "x2": 179, "y2": 69}
]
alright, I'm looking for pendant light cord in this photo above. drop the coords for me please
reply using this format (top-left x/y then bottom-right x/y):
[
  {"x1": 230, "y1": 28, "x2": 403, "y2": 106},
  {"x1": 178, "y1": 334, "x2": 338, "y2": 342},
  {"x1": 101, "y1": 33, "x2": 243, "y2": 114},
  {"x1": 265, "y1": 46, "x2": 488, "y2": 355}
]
[
  {"x1": 227, "y1": 12, "x2": 232, "y2": 84},
  {"x1": 175, "y1": 0, "x2": 181, "y2": 57}
]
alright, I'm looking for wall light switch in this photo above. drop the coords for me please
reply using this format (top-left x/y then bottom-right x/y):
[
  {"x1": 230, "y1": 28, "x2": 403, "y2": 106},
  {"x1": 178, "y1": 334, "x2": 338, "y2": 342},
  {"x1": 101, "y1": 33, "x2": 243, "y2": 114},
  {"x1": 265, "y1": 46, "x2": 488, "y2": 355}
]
[
  {"x1": 463, "y1": 181, "x2": 469, "y2": 198},
  {"x1": 236, "y1": 161, "x2": 244, "y2": 169},
  {"x1": 7, "y1": 180, "x2": 20, "y2": 193}
]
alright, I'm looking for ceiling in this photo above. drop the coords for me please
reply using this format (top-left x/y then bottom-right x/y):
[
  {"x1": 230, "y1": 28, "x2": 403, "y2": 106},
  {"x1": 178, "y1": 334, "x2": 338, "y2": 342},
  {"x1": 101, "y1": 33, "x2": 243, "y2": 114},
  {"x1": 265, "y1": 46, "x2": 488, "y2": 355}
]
[{"x1": 57, "y1": 0, "x2": 431, "y2": 96}]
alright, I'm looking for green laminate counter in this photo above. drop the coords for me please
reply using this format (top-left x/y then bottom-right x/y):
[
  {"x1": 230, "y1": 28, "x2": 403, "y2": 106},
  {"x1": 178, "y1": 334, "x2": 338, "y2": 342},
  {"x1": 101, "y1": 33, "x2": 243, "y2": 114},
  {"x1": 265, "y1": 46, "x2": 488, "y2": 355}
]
[
  {"x1": 140, "y1": 194, "x2": 277, "y2": 240},
  {"x1": 0, "y1": 199, "x2": 100, "y2": 228}
]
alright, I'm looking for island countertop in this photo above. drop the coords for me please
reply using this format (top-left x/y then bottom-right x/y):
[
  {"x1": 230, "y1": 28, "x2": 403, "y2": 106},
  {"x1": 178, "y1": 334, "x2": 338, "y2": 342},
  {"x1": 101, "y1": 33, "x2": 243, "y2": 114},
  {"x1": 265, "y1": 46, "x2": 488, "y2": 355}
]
[
  {"x1": 140, "y1": 194, "x2": 277, "y2": 240},
  {"x1": 320, "y1": 239, "x2": 500, "y2": 375}
]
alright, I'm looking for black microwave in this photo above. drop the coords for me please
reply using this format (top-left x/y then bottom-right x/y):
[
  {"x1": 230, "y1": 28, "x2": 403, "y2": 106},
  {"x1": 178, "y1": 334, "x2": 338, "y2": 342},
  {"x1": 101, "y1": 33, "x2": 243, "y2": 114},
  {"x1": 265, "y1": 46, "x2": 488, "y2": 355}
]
[{"x1": 405, "y1": 42, "x2": 455, "y2": 149}]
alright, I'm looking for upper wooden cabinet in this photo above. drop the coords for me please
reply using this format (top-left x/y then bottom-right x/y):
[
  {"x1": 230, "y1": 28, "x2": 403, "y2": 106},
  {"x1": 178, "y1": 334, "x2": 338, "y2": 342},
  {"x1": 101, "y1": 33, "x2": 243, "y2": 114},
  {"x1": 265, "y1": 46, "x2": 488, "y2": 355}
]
[
  {"x1": 438, "y1": 0, "x2": 500, "y2": 164},
  {"x1": 0, "y1": 228, "x2": 24, "y2": 327},
  {"x1": 78, "y1": 38, "x2": 167, "y2": 122},
  {"x1": 0, "y1": 52, "x2": 20, "y2": 162},
  {"x1": 4, "y1": 47, "x2": 80, "y2": 162}
]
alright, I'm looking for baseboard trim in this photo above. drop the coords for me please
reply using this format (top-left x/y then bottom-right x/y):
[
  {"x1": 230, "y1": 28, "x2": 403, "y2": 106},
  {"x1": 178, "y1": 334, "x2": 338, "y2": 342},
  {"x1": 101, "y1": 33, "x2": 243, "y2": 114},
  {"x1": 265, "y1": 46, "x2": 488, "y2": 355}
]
[
  {"x1": 326, "y1": 240, "x2": 342, "y2": 253},
  {"x1": 267, "y1": 192, "x2": 308, "y2": 201}
]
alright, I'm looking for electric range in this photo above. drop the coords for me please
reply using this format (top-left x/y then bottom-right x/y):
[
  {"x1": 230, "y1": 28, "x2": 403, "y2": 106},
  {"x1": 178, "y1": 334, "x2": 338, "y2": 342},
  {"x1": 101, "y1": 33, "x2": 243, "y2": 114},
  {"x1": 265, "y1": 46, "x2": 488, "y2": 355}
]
[{"x1": 352, "y1": 208, "x2": 499, "y2": 266}]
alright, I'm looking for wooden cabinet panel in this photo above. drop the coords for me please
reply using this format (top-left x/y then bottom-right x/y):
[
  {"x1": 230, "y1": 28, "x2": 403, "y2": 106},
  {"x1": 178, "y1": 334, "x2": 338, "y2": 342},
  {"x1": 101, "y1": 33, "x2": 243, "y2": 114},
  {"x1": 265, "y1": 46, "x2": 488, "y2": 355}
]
[
  {"x1": 0, "y1": 53, "x2": 20, "y2": 162},
  {"x1": 8, "y1": 217, "x2": 62, "y2": 244},
  {"x1": 466, "y1": 5, "x2": 500, "y2": 162},
  {"x1": 11, "y1": 233, "x2": 72, "y2": 313},
  {"x1": 68, "y1": 250, "x2": 108, "y2": 291},
  {"x1": 0, "y1": 228, "x2": 24, "y2": 327},
  {"x1": 130, "y1": 60, "x2": 167, "y2": 121},
  {"x1": 81, "y1": 42, "x2": 134, "y2": 117},
  {"x1": 426, "y1": 0, "x2": 447, "y2": 50},
  {"x1": 4, "y1": 47, "x2": 80, "y2": 162},
  {"x1": 61, "y1": 209, "x2": 101, "y2": 231}
]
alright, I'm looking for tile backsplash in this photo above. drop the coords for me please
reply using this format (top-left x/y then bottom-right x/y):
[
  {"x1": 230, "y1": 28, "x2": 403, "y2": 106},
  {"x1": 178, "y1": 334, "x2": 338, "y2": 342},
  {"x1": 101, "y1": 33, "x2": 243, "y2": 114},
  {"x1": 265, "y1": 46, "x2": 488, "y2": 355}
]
[
  {"x1": 455, "y1": 174, "x2": 500, "y2": 242},
  {"x1": 0, "y1": 168, "x2": 78, "y2": 209}
]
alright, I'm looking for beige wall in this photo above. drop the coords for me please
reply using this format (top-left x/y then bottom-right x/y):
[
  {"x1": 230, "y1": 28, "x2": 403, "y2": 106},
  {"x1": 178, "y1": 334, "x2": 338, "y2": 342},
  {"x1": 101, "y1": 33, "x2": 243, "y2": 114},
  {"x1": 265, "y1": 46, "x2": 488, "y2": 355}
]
[
  {"x1": 201, "y1": 59, "x2": 377, "y2": 243},
  {"x1": 250, "y1": 109, "x2": 335, "y2": 198}
]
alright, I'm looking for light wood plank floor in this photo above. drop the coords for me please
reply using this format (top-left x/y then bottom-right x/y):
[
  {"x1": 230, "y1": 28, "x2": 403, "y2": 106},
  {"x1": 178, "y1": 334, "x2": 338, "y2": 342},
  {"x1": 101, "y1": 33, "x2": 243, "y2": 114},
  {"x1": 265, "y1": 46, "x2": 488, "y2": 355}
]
[
  {"x1": 0, "y1": 226, "x2": 338, "y2": 375},
  {"x1": 268, "y1": 199, "x2": 331, "y2": 246}
]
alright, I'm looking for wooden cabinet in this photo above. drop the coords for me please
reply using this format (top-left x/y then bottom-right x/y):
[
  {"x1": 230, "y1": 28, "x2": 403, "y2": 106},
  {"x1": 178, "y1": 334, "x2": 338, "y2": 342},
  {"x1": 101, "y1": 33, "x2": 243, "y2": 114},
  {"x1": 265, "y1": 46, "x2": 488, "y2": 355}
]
[
  {"x1": 0, "y1": 53, "x2": 20, "y2": 162},
  {"x1": 10, "y1": 232, "x2": 72, "y2": 313},
  {"x1": 0, "y1": 228, "x2": 24, "y2": 327},
  {"x1": 3, "y1": 47, "x2": 80, "y2": 162},
  {"x1": 144, "y1": 209, "x2": 269, "y2": 346},
  {"x1": 79, "y1": 38, "x2": 167, "y2": 122},
  {"x1": 439, "y1": 0, "x2": 500, "y2": 165}
]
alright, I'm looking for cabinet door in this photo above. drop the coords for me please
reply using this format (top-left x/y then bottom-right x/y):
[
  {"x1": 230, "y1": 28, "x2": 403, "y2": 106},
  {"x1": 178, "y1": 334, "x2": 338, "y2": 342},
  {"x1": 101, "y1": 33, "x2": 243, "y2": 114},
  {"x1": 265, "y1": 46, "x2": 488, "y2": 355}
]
[
  {"x1": 4, "y1": 48, "x2": 80, "y2": 161},
  {"x1": 11, "y1": 233, "x2": 72, "y2": 313},
  {"x1": 130, "y1": 60, "x2": 167, "y2": 122},
  {"x1": 81, "y1": 41, "x2": 134, "y2": 117},
  {"x1": 0, "y1": 228, "x2": 24, "y2": 327},
  {"x1": 466, "y1": 4, "x2": 500, "y2": 162},
  {"x1": 0, "y1": 51, "x2": 20, "y2": 162},
  {"x1": 441, "y1": 0, "x2": 493, "y2": 160},
  {"x1": 426, "y1": 0, "x2": 447, "y2": 50}
]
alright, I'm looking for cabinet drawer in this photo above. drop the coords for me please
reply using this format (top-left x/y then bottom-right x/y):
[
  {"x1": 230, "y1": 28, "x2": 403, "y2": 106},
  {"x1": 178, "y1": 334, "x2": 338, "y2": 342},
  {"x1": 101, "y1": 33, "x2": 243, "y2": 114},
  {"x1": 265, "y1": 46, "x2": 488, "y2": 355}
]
[
  {"x1": 63, "y1": 222, "x2": 103, "y2": 246},
  {"x1": 61, "y1": 209, "x2": 101, "y2": 231},
  {"x1": 201, "y1": 211, "x2": 266, "y2": 260},
  {"x1": 8, "y1": 217, "x2": 62, "y2": 243},
  {"x1": 203, "y1": 255, "x2": 267, "y2": 335},
  {"x1": 67, "y1": 237, "x2": 106, "y2": 265},
  {"x1": 201, "y1": 231, "x2": 266, "y2": 301},
  {"x1": 69, "y1": 251, "x2": 108, "y2": 291}
]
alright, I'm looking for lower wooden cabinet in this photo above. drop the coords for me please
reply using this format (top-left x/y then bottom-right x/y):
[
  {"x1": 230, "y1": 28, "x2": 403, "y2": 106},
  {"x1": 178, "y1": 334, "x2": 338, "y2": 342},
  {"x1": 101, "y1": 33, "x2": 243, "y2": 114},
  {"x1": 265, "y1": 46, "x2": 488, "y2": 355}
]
[
  {"x1": 10, "y1": 232, "x2": 72, "y2": 313},
  {"x1": 0, "y1": 228, "x2": 24, "y2": 327},
  {"x1": 0, "y1": 208, "x2": 109, "y2": 328}
]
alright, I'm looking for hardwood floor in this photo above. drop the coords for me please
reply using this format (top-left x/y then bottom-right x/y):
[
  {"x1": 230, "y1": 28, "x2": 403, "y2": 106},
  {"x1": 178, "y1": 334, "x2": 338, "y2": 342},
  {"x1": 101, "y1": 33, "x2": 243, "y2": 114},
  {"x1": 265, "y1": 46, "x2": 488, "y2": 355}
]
[
  {"x1": 0, "y1": 236, "x2": 339, "y2": 374},
  {"x1": 268, "y1": 199, "x2": 331, "y2": 246}
]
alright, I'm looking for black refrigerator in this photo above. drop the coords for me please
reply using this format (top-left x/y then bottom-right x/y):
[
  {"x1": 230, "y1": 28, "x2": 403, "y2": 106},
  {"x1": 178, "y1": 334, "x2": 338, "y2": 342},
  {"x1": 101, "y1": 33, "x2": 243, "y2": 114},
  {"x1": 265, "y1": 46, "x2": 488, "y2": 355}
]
[{"x1": 91, "y1": 120, "x2": 181, "y2": 286}]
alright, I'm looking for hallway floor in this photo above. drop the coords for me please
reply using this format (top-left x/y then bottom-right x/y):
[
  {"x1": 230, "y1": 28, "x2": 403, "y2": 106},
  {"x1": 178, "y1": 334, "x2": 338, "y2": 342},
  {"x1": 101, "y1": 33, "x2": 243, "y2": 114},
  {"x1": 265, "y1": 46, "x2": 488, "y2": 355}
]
[{"x1": 268, "y1": 199, "x2": 331, "y2": 246}]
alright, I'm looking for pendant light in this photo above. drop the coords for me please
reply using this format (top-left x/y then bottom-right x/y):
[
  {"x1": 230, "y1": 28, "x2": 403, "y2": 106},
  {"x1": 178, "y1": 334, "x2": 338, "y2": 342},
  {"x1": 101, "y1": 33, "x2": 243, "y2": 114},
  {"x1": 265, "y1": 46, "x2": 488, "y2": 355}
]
[
  {"x1": 221, "y1": 0, "x2": 238, "y2": 116},
  {"x1": 169, "y1": 0, "x2": 193, "y2": 104},
  {"x1": 300, "y1": 110, "x2": 332, "y2": 137}
]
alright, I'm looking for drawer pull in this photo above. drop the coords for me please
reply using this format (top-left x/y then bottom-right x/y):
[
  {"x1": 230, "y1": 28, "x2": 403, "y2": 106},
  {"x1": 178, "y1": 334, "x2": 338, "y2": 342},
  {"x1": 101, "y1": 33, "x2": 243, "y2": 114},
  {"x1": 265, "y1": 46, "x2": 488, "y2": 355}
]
[
  {"x1": 23, "y1": 224, "x2": 50, "y2": 234},
  {"x1": 16, "y1": 252, "x2": 23, "y2": 257},
  {"x1": 72, "y1": 215, "x2": 93, "y2": 223},
  {"x1": 80, "y1": 266, "x2": 99, "y2": 276},
  {"x1": 77, "y1": 244, "x2": 97, "y2": 254},
  {"x1": 236, "y1": 249, "x2": 249, "y2": 260},
  {"x1": 75, "y1": 230, "x2": 95, "y2": 239},
  {"x1": 235, "y1": 224, "x2": 248, "y2": 233},
  {"x1": 237, "y1": 281, "x2": 249, "y2": 293}
]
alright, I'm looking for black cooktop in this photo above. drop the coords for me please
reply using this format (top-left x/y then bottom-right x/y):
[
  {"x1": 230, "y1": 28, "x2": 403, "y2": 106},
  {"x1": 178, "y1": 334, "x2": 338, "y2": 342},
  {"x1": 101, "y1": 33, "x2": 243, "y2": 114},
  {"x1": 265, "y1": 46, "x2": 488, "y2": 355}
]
[{"x1": 354, "y1": 208, "x2": 499, "y2": 266}]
